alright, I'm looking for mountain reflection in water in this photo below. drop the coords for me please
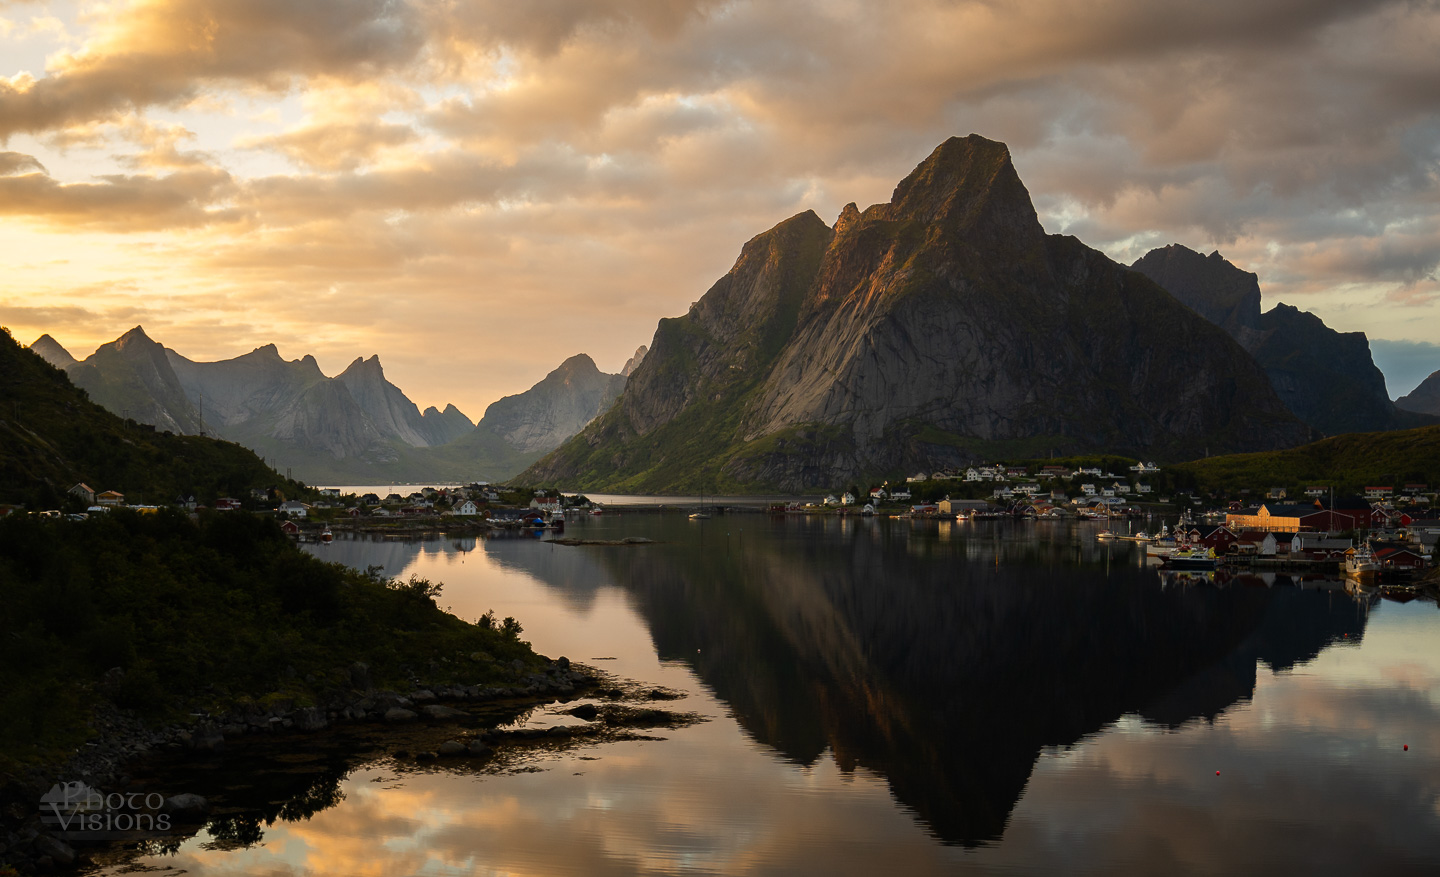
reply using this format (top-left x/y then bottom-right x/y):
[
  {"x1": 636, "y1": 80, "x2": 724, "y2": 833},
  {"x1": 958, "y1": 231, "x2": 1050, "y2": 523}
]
[
  {"x1": 508, "y1": 516, "x2": 1369, "y2": 845},
  {"x1": 113, "y1": 515, "x2": 1439, "y2": 875}
]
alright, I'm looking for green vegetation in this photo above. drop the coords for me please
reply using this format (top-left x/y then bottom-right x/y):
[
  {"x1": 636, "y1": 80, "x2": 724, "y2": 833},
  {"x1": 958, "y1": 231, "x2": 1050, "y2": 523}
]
[
  {"x1": 0, "y1": 508, "x2": 538, "y2": 772},
  {"x1": 1169, "y1": 426, "x2": 1440, "y2": 497},
  {"x1": 0, "y1": 328, "x2": 314, "y2": 508}
]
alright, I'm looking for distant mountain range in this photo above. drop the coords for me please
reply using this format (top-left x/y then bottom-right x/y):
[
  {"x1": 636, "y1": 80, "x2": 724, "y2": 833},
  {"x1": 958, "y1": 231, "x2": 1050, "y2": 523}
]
[
  {"x1": 1130, "y1": 245, "x2": 1434, "y2": 436},
  {"x1": 523, "y1": 134, "x2": 1313, "y2": 493},
  {"x1": 30, "y1": 329, "x2": 630, "y2": 484},
  {"x1": 0, "y1": 329, "x2": 308, "y2": 507}
]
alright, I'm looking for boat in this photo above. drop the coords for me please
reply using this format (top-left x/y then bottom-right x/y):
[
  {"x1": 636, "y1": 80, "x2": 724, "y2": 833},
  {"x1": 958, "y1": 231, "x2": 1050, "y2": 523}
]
[
  {"x1": 1163, "y1": 546, "x2": 1218, "y2": 570},
  {"x1": 319, "y1": 525, "x2": 333, "y2": 543},
  {"x1": 1344, "y1": 543, "x2": 1380, "y2": 582}
]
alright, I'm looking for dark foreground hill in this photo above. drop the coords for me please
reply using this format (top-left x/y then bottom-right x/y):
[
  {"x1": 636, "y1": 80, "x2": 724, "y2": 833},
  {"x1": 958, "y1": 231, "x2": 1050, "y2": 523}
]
[
  {"x1": 0, "y1": 328, "x2": 308, "y2": 507},
  {"x1": 524, "y1": 135, "x2": 1309, "y2": 493}
]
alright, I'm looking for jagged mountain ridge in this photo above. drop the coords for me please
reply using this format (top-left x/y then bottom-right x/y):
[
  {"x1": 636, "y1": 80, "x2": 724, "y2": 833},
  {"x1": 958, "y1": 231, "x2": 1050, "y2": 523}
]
[
  {"x1": 28, "y1": 329, "x2": 628, "y2": 483},
  {"x1": 1130, "y1": 244, "x2": 1431, "y2": 436},
  {"x1": 524, "y1": 134, "x2": 1311, "y2": 492},
  {"x1": 1396, "y1": 370, "x2": 1440, "y2": 416},
  {"x1": 0, "y1": 329, "x2": 307, "y2": 507},
  {"x1": 66, "y1": 327, "x2": 205, "y2": 435}
]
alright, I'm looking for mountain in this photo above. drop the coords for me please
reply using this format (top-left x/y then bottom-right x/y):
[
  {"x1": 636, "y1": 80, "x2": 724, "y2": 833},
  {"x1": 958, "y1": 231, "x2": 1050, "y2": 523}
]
[
  {"x1": 0, "y1": 328, "x2": 309, "y2": 507},
  {"x1": 28, "y1": 334, "x2": 76, "y2": 369},
  {"x1": 621, "y1": 345, "x2": 648, "y2": 377},
  {"x1": 475, "y1": 354, "x2": 626, "y2": 454},
  {"x1": 336, "y1": 355, "x2": 471, "y2": 447},
  {"x1": 523, "y1": 134, "x2": 1309, "y2": 493},
  {"x1": 1131, "y1": 245, "x2": 1429, "y2": 436},
  {"x1": 1396, "y1": 370, "x2": 1440, "y2": 416},
  {"x1": 35, "y1": 324, "x2": 623, "y2": 483},
  {"x1": 1129, "y1": 246, "x2": 1266, "y2": 350},
  {"x1": 66, "y1": 327, "x2": 205, "y2": 435},
  {"x1": 420, "y1": 403, "x2": 475, "y2": 445}
]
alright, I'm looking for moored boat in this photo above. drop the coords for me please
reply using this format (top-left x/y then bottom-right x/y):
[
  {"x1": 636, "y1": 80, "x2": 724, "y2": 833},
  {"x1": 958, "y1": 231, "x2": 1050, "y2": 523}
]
[
  {"x1": 1162, "y1": 546, "x2": 1218, "y2": 570},
  {"x1": 1344, "y1": 543, "x2": 1380, "y2": 582}
]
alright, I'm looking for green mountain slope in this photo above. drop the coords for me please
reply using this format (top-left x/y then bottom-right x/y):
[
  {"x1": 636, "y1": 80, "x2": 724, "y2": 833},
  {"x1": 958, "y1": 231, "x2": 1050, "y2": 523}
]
[
  {"x1": 0, "y1": 328, "x2": 310, "y2": 507},
  {"x1": 1169, "y1": 425, "x2": 1440, "y2": 495}
]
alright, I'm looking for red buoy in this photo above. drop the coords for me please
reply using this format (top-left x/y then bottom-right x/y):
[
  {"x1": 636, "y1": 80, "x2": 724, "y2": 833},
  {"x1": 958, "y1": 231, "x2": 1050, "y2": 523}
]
[
  {"x1": 1404, "y1": 745, "x2": 1409, "y2": 751},
  {"x1": 1215, "y1": 770, "x2": 1221, "y2": 776}
]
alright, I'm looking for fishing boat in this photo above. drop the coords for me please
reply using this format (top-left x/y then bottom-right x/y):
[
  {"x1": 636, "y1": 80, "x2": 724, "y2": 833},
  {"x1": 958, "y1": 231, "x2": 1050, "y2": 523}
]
[
  {"x1": 1162, "y1": 545, "x2": 1218, "y2": 570},
  {"x1": 1146, "y1": 524, "x2": 1176, "y2": 557},
  {"x1": 319, "y1": 525, "x2": 333, "y2": 543},
  {"x1": 1344, "y1": 543, "x2": 1380, "y2": 582}
]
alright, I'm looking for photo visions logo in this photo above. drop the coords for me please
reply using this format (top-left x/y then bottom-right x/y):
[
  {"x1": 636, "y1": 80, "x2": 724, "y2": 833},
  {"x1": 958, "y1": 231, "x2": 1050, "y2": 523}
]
[{"x1": 39, "y1": 781, "x2": 172, "y2": 839}]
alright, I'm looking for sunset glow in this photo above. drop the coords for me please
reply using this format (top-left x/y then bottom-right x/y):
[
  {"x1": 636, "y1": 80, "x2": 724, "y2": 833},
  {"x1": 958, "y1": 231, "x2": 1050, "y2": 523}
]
[{"x1": 4, "y1": 0, "x2": 1438, "y2": 414}]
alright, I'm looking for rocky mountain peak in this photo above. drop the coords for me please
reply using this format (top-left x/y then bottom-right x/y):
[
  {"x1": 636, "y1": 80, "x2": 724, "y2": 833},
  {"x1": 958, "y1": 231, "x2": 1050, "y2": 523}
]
[
  {"x1": 885, "y1": 134, "x2": 1039, "y2": 237},
  {"x1": 29, "y1": 334, "x2": 76, "y2": 369},
  {"x1": 621, "y1": 345, "x2": 648, "y2": 377},
  {"x1": 340, "y1": 354, "x2": 386, "y2": 380},
  {"x1": 115, "y1": 326, "x2": 157, "y2": 350},
  {"x1": 1131, "y1": 244, "x2": 1264, "y2": 342},
  {"x1": 555, "y1": 353, "x2": 600, "y2": 379},
  {"x1": 1397, "y1": 369, "x2": 1440, "y2": 416}
]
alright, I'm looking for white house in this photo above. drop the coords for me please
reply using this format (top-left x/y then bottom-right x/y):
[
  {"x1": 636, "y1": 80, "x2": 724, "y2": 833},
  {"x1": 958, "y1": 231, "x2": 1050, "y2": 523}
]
[
  {"x1": 964, "y1": 468, "x2": 981, "y2": 482},
  {"x1": 906, "y1": 473, "x2": 928, "y2": 483},
  {"x1": 1080, "y1": 483, "x2": 1097, "y2": 496},
  {"x1": 1136, "y1": 483, "x2": 1153, "y2": 494},
  {"x1": 279, "y1": 500, "x2": 308, "y2": 518},
  {"x1": 530, "y1": 496, "x2": 561, "y2": 513},
  {"x1": 452, "y1": 499, "x2": 480, "y2": 516},
  {"x1": 841, "y1": 492, "x2": 856, "y2": 506}
]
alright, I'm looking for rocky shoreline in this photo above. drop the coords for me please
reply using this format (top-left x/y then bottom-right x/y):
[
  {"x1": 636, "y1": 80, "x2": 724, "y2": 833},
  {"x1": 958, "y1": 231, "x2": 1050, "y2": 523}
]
[{"x1": 1, "y1": 656, "x2": 698, "y2": 875}]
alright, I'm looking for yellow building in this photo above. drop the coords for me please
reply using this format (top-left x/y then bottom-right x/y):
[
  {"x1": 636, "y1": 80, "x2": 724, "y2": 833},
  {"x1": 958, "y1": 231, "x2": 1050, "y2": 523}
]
[{"x1": 1225, "y1": 503, "x2": 1309, "y2": 532}]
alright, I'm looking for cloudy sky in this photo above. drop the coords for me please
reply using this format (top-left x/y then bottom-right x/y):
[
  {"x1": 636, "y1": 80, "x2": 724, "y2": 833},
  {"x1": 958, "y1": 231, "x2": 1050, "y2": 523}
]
[{"x1": 2, "y1": 0, "x2": 1438, "y2": 416}]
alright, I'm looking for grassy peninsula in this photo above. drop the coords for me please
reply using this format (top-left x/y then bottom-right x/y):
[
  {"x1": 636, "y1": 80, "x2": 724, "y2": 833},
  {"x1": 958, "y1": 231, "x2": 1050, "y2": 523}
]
[{"x1": 0, "y1": 507, "x2": 539, "y2": 773}]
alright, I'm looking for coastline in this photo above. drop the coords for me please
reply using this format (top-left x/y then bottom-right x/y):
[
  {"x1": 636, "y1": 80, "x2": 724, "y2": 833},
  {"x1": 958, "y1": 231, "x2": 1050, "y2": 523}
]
[{"x1": 2, "y1": 659, "x2": 701, "y2": 875}]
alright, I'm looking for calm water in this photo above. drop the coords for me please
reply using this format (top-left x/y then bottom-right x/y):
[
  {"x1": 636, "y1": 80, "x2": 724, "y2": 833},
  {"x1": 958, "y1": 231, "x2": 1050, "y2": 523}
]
[{"x1": 111, "y1": 515, "x2": 1440, "y2": 875}]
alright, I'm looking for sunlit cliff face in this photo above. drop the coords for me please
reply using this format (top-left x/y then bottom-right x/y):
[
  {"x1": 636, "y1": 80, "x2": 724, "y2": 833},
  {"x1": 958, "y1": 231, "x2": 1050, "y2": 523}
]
[{"x1": 3, "y1": 0, "x2": 1438, "y2": 414}]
